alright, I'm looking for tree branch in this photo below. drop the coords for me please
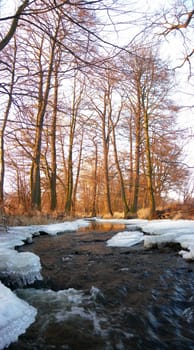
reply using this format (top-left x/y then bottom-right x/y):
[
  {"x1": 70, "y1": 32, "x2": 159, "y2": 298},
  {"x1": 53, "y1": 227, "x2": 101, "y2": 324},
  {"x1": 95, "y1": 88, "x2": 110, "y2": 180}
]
[
  {"x1": 0, "y1": 0, "x2": 29, "y2": 51},
  {"x1": 162, "y1": 9, "x2": 194, "y2": 35}
]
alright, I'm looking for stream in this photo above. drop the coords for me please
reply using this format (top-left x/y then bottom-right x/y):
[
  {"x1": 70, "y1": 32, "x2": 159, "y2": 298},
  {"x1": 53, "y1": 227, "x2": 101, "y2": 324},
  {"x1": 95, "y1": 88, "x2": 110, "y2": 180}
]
[{"x1": 7, "y1": 221, "x2": 194, "y2": 349}]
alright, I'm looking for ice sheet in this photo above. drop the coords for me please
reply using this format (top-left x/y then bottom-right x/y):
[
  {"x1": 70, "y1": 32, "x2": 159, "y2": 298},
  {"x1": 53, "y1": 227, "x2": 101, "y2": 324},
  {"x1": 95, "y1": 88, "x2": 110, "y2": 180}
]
[
  {"x1": 0, "y1": 248, "x2": 42, "y2": 286},
  {"x1": 141, "y1": 220, "x2": 194, "y2": 260},
  {"x1": 8, "y1": 219, "x2": 90, "y2": 236},
  {"x1": 0, "y1": 281, "x2": 37, "y2": 350},
  {"x1": 107, "y1": 230, "x2": 144, "y2": 247},
  {"x1": 104, "y1": 218, "x2": 194, "y2": 261}
]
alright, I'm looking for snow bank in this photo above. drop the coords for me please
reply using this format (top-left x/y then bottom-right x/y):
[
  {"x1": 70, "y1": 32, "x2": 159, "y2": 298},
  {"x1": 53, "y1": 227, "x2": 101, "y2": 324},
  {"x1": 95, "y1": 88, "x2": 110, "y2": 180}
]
[
  {"x1": 105, "y1": 219, "x2": 194, "y2": 261},
  {"x1": 0, "y1": 281, "x2": 37, "y2": 350},
  {"x1": 142, "y1": 220, "x2": 194, "y2": 260},
  {"x1": 141, "y1": 219, "x2": 194, "y2": 236},
  {"x1": 0, "y1": 230, "x2": 35, "y2": 249},
  {"x1": 35, "y1": 219, "x2": 90, "y2": 236},
  {"x1": 8, "y1": 219, "x2": 90, "y2": 237}
]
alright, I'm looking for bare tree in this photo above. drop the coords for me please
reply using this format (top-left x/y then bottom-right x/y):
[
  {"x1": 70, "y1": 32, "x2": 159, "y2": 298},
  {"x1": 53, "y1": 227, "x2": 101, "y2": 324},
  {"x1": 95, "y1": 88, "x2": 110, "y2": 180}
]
[
  {"x1": 120, "y1": 45, "x2": 181, "y2": 217},
  {"x1": 30, "y1": 27, "x2": 60, "y2": 210},
  {"x1": 89, "y1": 72, "x2": 114, "y2": 216}
]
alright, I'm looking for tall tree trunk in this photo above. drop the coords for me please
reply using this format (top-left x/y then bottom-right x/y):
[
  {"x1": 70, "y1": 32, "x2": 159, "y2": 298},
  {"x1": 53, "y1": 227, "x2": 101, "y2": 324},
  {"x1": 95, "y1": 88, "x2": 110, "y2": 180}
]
[
  {"x1": 131, "y1": 111, "x2": 141, "y2": 213},
  {"x1": 30, "y1": 32, "x2": 57, "y2": 211},
  {"x1": 111, "y1": 122, "x2": 129, "y2": 217},
  {"x1": 128, "y1": 115, "x2": 134, "y2": 207},
  {"x1": 143, "y1": 110, "x2": 156, "y2": 218},
  {"x1": 72, "y1": 130, "x2": 84, "y2": 215},
  {"x1": 102, "y1": 107, "x2": 113, "y2": 216},
  {"x1": 50, "y1": 60, "x2": 59, "y2": 211},
  {"x1": 0, "y1": 38, "x2": 17, "y2": 212},
  {"x1": 91, "y1": 139, "x2": 98, "y2": 217},
  {"x1": 64, "y1": 105, "x2": 76, "y2": 216},
  {"x1": 103, "y1": 145, "x2": 112, "y2": 216},
  {"x1": 64, "y1": 74, "x2": 84, "y2": 215},
  {"x1": 65, "y1": 140, "x2": 73, "y2": 215}
]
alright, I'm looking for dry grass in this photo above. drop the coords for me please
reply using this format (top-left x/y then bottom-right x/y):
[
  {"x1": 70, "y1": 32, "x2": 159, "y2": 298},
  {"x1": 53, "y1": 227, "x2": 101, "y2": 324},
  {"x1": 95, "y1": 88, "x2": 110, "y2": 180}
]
[
  {"x1": 2, "y1": 202, "x2": 194, "y2": 227},
  {"x1": 137, "y1": 208, "x2": 151, "y2": 219},
  {"x1": 112, "y1": 212, "x2": 125, "y2": 219},
  {"x1": 5, "y1": 214, "x2": 60, "y2": 227}
]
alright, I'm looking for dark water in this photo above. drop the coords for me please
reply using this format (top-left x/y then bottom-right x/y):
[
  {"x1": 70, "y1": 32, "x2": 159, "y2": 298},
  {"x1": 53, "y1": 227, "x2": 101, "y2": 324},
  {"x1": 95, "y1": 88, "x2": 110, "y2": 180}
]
[{"x1": 7, "y1": 222, "x2": 194, "y2": 350}]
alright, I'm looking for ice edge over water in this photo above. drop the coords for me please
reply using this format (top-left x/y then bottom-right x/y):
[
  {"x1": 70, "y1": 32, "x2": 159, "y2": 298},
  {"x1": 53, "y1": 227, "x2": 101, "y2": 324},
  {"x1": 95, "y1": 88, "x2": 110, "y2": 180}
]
[
  {"x1": 0, "y1": 281, "x2": 37, "y2": 350},
  {"x1": 105, "y1": 218, "x2": 194, "y2": 261},
  {"x1": 0, "y1": 219, "x2": 90, "y2": 349},
  {"x1": 0, "y1": 219, "x2": 90, "y2": 287}
]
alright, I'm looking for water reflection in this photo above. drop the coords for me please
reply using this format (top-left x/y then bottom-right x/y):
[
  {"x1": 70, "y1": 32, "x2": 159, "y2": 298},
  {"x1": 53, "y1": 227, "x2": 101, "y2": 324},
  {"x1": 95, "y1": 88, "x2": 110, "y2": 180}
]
[{"x1": 78, "y1": 221, "x2": 126, "y2": 233}]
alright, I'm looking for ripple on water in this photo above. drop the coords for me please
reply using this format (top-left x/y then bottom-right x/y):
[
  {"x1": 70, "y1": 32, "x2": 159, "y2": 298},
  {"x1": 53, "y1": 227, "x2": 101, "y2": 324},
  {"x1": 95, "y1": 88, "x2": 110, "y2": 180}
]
[{"x1": 12, "y1": 274, "x2": 194, "y2": 350}]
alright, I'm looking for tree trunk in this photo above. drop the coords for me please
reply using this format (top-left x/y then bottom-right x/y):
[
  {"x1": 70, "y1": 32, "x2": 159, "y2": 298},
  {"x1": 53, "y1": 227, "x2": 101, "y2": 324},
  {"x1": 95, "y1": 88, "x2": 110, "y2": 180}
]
[
  {"x1": 50, "y1": 60, "x2": 59, "y2": 211},
  {"x1": 111, "y1": 123, "x2": 129, "y2": 217},
  {"x1": 30, "y1": 32, "x2": 57, "y2": 211},
  {"x1": 0, "y1": 38, "x2": 17, "y2": 211},
  {"x1": 131, "y1": 111, "x2": 141, "y2": 214},
  {"x1": 91, "y1": 139, "x2": 98, "y2": 217},
  {"x1": 64, "y1": 119, "x2": 75, "y2": 216},
  {"x1": 65, "y1": 141, "x2": 73, "y2": 215},
  {"x1": 102, "y1": 108, "x2": 113, "y2": 216},
  {"x1": 143, "y1": 110, "x2": 156, "y2": 218},
  {"x1": 64, "y1": 74, "x2": 84, "y2": 216},
  {"x1": 72, "y1": 130, "x2": 84, "y2": 215}
]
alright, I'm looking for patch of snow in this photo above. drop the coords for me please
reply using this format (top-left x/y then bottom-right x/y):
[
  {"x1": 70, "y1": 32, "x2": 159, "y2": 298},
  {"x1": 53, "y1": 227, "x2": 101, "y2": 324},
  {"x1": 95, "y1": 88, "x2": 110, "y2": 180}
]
[
  {"x1": 0, "y1": 281, "x2": 37, "y2": 350},
  {"x1": 100, "y1": 218, "x2": 194, "y2": 261},
  {"x1": 107, "y1": 231, "x2": 144, "y2": 247},
  {"x1": 31, "y1": 219, "x2": 90, "y2": 236},
  {"x1": 94, "y1": 218, "x2": 147, "y2": 225},
  {"x1": 141, "y1": 220, "x2": 194, "y2": 260},
  {"x1": 141, "y1": 219, "x2": 194, "y2": 236}
]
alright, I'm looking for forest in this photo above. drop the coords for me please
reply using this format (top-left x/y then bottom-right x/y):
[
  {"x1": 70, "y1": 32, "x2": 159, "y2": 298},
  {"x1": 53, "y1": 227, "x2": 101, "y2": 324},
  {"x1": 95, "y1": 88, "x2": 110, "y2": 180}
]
[{"x1": 0, "y1": 0, "x2": 194, "y2": 219}]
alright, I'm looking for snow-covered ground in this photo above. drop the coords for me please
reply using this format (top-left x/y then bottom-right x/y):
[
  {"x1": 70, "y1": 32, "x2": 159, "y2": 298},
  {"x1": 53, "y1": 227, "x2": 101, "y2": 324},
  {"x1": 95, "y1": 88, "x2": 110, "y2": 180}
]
[{"x1": 1, "y1": 217, "x2": 194, "y2": 349}]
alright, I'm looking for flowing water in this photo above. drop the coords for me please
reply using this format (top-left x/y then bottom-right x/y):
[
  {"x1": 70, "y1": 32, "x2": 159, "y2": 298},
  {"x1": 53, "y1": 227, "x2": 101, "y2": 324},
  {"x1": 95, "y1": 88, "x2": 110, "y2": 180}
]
[{"x1": 7, "y1": 222, "x2": 194, "y2": 349}]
